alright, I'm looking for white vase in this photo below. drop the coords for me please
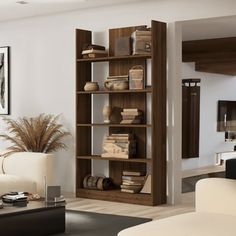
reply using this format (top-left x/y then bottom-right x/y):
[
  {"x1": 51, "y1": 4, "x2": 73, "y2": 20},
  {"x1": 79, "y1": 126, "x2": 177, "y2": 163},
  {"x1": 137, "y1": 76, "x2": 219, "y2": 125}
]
[{"x1": 102, "y1": 105, "x2": 112, "y2": 123}]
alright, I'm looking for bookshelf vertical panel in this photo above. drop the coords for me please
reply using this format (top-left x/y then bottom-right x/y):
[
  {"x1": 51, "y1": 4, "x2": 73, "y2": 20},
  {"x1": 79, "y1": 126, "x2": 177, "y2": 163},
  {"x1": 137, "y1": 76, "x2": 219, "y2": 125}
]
[
  {"x1": 151, "y1": 20, "x2": 167, "y2": 205},
  {"x1": 76, "y1": 29, "x2": 92, "y2": 196}
]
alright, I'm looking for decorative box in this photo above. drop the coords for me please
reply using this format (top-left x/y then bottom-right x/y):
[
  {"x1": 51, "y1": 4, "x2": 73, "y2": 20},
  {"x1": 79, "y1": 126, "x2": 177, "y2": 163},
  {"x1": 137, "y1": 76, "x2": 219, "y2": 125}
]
[{"x1": 129, "y1": 66, "x2": 144, "y2": 90}]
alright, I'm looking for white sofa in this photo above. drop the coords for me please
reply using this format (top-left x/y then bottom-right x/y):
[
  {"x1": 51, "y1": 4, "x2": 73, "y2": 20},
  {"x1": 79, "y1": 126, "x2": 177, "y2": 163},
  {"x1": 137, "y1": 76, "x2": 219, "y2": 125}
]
[
  {"x1": 0, "y1": 152, "x2": 54, "y2": 197},
  {"x1": 118, "y1": 178, "x2": 236, "y2": 236}
]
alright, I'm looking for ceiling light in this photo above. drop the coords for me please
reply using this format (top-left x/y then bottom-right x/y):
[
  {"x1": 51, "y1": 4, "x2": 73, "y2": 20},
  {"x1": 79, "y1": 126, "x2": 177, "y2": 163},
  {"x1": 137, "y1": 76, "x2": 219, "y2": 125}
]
[{"x1": 16, "y1": 1, "x2": 28, "y2": 4}]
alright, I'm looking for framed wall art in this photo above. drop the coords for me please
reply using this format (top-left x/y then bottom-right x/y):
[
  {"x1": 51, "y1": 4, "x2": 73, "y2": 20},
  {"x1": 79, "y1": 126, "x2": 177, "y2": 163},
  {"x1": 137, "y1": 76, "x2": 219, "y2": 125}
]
[{"x1": 0, "y1": 46, "x2": 10, "y2": 115}]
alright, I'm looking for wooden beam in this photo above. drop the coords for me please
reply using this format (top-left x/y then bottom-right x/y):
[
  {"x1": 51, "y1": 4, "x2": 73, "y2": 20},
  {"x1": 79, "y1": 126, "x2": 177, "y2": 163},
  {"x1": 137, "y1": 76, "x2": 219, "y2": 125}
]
[
  {"x1": 195, "y1": 60, "x2": 236, "y2": 76},
  {"x1": 183, "y1": 37, "x2": 236, "y2": 63}
]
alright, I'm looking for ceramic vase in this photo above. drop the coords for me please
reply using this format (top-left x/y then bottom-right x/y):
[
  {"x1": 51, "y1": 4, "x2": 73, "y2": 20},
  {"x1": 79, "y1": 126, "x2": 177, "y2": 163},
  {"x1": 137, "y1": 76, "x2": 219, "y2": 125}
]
[{"x1": 102, "y1": 105, "x2": 112, "y2": 123}]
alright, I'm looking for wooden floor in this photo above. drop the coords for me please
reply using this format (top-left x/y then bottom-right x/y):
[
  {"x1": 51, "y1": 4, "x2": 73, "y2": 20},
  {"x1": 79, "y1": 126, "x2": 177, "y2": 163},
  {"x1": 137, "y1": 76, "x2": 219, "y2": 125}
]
[{"x1": 66, "y1": 192, "x2": 195, "y2": 220}]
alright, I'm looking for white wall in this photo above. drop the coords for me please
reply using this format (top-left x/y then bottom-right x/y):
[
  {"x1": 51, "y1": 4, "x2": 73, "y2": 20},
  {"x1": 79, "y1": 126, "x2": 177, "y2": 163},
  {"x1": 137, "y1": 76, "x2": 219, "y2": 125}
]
[
  {"x1": 0, "y1": 0, "x2": 236, "y2": 202},
  {"x1": 182, "y1": 63, "x2": 236, "y2": 170}
]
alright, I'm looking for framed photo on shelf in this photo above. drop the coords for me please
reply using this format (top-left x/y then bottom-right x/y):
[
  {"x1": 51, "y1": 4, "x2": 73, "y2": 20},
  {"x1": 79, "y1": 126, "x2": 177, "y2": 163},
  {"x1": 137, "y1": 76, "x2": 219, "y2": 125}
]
[{"x1": 0, "y1": 46, "x2": 10, "y2": 115}]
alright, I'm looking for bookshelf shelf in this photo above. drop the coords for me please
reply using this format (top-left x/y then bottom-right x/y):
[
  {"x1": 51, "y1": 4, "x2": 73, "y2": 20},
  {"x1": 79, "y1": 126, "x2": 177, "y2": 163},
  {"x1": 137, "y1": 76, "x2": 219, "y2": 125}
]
[
  {"x1": 76, "y1": 188, "x2": 153, "y2": 205},
  {"x1": 77, "y1": 88, "x2": 152, "y2": 94},
  {"x1": 77, "y1": 155, "x2": 152, "y2": 163},
  {"x1": 77, "y1": 123, "x2": 151, "y2": 128},
  {"x1": 77, "y1": 54, "x2": 151, "y2": 63},
  {"x1": 76, "y1": 20, "x2": 166, "y2": 206}
]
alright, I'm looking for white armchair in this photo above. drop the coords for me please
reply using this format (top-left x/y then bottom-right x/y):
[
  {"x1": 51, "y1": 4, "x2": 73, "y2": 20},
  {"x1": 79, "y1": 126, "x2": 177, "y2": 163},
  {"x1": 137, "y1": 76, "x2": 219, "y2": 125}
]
[
  {"x1": 118, "y1": 178, "x2": 236, "y2": 236},
  {"x1": 0, "y1": 152, "x2": 54, "y2": 196}
]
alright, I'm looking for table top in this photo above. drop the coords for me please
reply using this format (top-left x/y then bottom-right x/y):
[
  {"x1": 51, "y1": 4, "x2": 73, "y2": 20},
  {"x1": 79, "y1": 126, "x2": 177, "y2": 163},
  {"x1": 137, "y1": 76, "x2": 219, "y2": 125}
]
[{"x1": 0, "y1": 201, "x2": 65, "y2": 217}]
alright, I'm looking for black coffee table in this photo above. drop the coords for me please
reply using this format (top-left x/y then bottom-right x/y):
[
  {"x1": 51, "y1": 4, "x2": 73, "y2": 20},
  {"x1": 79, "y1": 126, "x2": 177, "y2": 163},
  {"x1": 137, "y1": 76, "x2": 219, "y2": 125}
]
[{"x1": 0, "y1": 201, "x2": 65, "y2": 236}]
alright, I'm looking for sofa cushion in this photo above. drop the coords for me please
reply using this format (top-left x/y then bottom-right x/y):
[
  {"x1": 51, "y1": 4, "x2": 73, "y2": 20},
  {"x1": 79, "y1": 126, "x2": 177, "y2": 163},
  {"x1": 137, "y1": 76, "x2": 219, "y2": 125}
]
[
  {"x1": 118, "y1": 212, "x2": 236, "y2": 236},
  {"x1": 0, "y1": 174, "x2": 37, "y2": 196}
]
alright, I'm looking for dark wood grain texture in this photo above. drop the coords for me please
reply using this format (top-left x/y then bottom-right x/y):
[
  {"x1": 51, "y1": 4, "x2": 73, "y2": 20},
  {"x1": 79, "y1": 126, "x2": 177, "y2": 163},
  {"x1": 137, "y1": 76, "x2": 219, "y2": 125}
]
[
  {"x1": 76, "y1": 123, "x2": 151, "y2": 127},
  {"x1": 75, "y1": 21, "x2": 167, "y2": 206},
  {"x1": 77, "y1": 54, "x2": 151, "y2": 62},
  {"x1": 183, "y1": 37, "x2": 236, "y2": 75},
  {"x1": 77, "y1": 188, "x2": 153, "y2": 205},
  {"x1": 77, "y1": 88, "x2": 152, "y2": 94},
  {"x1": 182, "y1": 81, "x2": 200, "y2": 158},
  {"x1": 76, "y1": 29, "x2": 92, "y2": 193},
  {"x1": 77, "y1": 155, "x2": 152, "y2": 163},
  {"x1": 151, "y1": 20, "x2": 167, "y2": 205},
  {"x1": 109, "y1": 25, "x2": 147, "y2": 192}
]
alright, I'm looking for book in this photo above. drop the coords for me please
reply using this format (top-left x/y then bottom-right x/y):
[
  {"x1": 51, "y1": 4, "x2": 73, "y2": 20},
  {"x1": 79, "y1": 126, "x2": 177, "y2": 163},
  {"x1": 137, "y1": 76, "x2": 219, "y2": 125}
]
[
  {"x1": 104, "y1": 139, "x2": 136, "y2": 144},
  {"x1": 123, "y1": 171, "x2": 146, "y2": 176},
  {"x1": 83, "y1": 53, "x2": 107, "y2": 58},
  {"x1": 110, "y1": 133, "x2": 133, "y2": 137},
  {"x1": 106, "y1": 75, "x2": 129, "y2": 80},
  {"x1": 120, "y1": 119, "x2": 141, "y2": 124},
  {"x1": 122, "y1": 175, "x2": 146, "y2": 181},
  {"x1": 123, "y1": 108, "x2": 139, "y2": 112},
  {"x1": 120, "y1": 185, "x2": 142, "y2": 190},
  {"x1": 122, "y1": 180, "x2": 143, "y2": 186},
  {"x1": 83, "y1": 44, "x2": 106, "y2": 50},
  {"x1": 82, "y1": 49, "x2": 107, "y2": 55},
  {"x1": 133, "y1": 30, "x2": 151, "y2": 36},
  {"x1": 101, "y1": 153, "x2": 129, "y2": 159},
  {"x1": 106, "y1": 136, "x2": 132, "y2": 140},
  {"x1": 121, "y1": 111, "x2": 142, "y2": 116},
  {"x1": 121, "y1": 115, "x2": 142, "y2": 120},
  {"x1": 121, "y1": 188, "x2": 140, "y2": 194},
  {"x1": 103, "y1": 142, "x2": 136, "y2": 148}
]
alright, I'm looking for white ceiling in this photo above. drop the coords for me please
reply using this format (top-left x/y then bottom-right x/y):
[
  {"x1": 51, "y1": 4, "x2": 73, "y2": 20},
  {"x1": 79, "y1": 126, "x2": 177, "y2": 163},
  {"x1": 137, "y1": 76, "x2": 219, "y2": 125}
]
[
  {"x1": 0, "y1": 0, "x2": 149, "y2": 22},
  {"x1": 181, "y1": 15, "x2": 236, "y2": 41}
]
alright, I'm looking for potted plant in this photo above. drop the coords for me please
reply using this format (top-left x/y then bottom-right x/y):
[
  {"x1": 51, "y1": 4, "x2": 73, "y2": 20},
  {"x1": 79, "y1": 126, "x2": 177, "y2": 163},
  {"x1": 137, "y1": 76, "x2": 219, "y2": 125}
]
[{"x1": 0, "y1": 114, "x2": 70, "y2": 172}]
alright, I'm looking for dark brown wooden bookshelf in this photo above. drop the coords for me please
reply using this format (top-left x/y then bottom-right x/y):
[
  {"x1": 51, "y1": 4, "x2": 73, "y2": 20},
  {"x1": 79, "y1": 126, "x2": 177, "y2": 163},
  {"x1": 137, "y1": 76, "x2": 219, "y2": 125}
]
[{"x1": 75, "y1": 20, "x2": 166, "y2": 206}]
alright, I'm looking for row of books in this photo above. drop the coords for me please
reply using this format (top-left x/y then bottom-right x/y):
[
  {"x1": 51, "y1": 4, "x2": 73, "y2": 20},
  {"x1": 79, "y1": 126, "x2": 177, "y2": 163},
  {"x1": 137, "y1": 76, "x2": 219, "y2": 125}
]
[
  {"x1": 120, "y1": 108, "x2": 143, "y2": 124},
  {"x1": 121, "y1": 171, "x2": 146, "y2": 193},
  {"x1": 101, "y1": 133, "x2": 136, "y2": 159}
]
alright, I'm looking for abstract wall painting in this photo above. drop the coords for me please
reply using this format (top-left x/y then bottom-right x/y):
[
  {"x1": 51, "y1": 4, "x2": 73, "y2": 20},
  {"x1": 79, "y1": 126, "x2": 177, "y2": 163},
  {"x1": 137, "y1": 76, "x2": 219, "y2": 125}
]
[{"x1": 0, "y1": 47, "x2": 9, "y2": 115}]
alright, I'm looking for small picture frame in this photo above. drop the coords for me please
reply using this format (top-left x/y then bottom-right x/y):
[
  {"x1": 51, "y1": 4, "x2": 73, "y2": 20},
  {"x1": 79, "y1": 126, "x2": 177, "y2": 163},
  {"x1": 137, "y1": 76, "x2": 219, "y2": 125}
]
[{"x1": 0, "y1": 46, "x2": 10, "y2": 115}]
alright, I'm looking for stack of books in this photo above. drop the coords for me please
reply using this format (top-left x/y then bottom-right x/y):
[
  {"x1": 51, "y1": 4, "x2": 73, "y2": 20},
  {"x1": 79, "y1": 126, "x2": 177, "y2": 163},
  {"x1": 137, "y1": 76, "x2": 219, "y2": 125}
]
[
  {"x1": 120, "y1": 108, "x2": 142, "y2": 124},
  {"x1": 82, "y1": 44, "x2": 107, "y2": 58},
  {"x1": 121, "y1": 171, "x2": 146, "y2": 193},
  {"x1": 131, "y1": 29, "x2": 151, "y2": 55},
  {"x1": 101, "y1": 133, "x2": 136, "y2": 159}
]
